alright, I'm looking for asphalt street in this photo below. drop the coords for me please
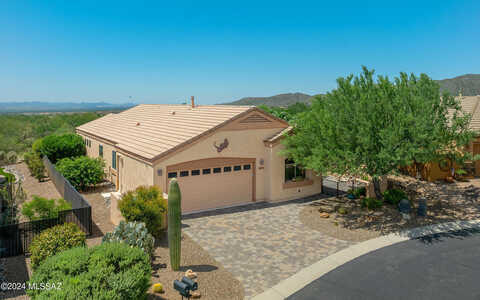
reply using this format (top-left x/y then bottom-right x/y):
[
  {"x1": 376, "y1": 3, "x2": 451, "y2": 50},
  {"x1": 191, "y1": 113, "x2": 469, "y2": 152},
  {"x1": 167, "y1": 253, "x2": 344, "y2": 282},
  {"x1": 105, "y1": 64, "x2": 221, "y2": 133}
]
[{"x1": 288, "y1": 228, "x2": 480, "y2": 300}]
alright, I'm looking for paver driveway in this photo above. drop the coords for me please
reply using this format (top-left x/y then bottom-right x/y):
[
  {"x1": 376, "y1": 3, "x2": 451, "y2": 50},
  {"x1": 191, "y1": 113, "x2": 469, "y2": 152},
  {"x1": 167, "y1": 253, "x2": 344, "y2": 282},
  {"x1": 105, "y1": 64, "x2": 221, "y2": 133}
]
[{"x1": 183, "y1": 195, "x2": 353, "y2": 298}]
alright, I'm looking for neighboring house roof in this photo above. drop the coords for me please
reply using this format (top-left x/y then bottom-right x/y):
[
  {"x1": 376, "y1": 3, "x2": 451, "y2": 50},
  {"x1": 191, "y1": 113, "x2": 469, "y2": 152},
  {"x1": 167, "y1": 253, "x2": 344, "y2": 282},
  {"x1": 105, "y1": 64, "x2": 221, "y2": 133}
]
[
  {"x1": 264, "y1": 126, "x2": 293, "y2": 145},
  {"x1": 452, "y1": 95, "x2": 480, "y2": 131},
  {"x1": 77, "y1": 104, "x2": 288, "y2": 162}
]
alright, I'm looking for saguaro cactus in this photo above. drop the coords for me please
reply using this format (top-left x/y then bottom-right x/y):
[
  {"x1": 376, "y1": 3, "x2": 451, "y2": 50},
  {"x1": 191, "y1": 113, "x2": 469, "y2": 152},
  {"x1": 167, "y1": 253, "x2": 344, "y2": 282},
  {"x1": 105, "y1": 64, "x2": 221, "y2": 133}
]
[{"x1": 168, "y1": 178, "x2": 182, "y2": 270}]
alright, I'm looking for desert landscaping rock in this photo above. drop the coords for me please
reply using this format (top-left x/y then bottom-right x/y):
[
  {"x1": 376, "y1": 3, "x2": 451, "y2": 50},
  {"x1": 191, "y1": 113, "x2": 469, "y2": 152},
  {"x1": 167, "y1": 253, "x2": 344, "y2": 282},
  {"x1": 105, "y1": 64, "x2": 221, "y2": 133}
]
[{"x1": 301, "y1": 176, "x2": 480, "y2": 242}]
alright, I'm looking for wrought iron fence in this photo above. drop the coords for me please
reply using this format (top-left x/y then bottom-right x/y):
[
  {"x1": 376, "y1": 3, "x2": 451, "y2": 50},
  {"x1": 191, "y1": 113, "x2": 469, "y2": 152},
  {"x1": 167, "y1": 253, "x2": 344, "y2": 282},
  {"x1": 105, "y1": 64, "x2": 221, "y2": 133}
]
[
  {"x1": 0, "y1": 157, "x2": 92, "y2": 257},
  {"x1": 322, "y1": 175, "x2": 367, "y2": 197}
]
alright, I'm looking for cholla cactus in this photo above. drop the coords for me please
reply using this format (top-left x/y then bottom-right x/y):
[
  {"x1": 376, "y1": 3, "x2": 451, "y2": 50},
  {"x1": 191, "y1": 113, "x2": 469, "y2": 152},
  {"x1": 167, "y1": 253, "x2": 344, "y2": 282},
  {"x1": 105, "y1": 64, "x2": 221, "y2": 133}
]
[{"x1": 102, "y1": 221, "x2": 155, "y2": 258}]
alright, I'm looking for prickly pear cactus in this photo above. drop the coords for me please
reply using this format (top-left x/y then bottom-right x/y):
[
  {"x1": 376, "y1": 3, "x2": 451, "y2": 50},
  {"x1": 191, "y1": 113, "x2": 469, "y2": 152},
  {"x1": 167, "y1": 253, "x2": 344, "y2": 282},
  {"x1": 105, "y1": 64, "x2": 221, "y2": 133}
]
[{"x1": 168, "y1": 178, "x2": 182, "y2": 270}]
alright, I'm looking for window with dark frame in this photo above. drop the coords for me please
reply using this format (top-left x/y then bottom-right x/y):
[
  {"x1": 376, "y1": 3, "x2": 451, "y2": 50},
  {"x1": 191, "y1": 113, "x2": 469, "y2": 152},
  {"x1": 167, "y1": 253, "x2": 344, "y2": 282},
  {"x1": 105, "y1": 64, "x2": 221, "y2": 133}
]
[
  {"x1": 233, "y1": 165, "x2": 241, "y2": 171},
  {"x1": 285, "y1": 159, "x2": 305, "y2": 182},
  {"x1": 168, "y1": 172, "x2": 177, "y2": 178},
  {"x1": 112, "y1": 151, "x2": 117, "y2": 170},
  {"x1": 213, "y1": 167, "x2": 221, "y2": 173},
  {"x1": 99, "y1": 145, "x2": 103, "y2": 157},
  {"x1": 192, "y1": 169, "x2": 200, "y2": 176},
  {"x1": 202, "y1": 168, "x2": 211, "y2": 175},
  {"x1": 243, "y1": 164, "x2": 251, "y2": 170},
  {"x1": 180, "y1": 170, "x2": 189, "y2": 177},
  {"x1": 224, "y1": 166, "x2": 232, "y2": 172}
]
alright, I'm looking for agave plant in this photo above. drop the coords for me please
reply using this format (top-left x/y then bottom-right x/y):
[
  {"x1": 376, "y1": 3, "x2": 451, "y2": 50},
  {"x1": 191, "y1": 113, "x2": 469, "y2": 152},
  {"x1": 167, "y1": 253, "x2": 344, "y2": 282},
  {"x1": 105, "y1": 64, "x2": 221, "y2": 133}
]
[{"x1": 102, "y1": 221, "x2": 155, "y2": 258}]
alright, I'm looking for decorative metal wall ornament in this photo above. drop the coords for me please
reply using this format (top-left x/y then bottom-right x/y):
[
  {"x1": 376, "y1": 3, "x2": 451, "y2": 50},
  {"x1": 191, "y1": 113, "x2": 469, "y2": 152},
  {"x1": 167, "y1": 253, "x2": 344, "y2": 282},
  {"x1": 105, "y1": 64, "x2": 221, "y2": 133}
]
[{"x1": 213, "y1": 138, "x2": 229, "y2": 153}]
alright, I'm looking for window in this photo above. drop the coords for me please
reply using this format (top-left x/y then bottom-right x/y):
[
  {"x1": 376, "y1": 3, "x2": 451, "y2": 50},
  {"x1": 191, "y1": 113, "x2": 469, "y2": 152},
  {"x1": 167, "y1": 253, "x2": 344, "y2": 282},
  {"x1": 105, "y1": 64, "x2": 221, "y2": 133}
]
[
  {"x1": 192, "y1": 170, "x2": 200, "y2": 176},
  {"x1": 112, "y1": 151, "x2": 117, "y2": 170},
  {"x1": 168, "y1": 172, "x2": 177, "y2": 178},
  {"x1": 180, "y1": 170, "x2": 189, "y2": 177},
  {"x1": 202, "y1": 168, "x2": 211, "y2": 175},
  {"x1": 285, "y1": 159, "x2": 305, "y2": 182},
  {"x1": 234, "y1": 165, "x2": 241, "y2": 171},
  {"x1": 213, "y1": 167, "x2": 221, "y2": 173},
  {"x1": 243, "y1": 164, "x2": 251, "y2": 170},
  {"x1": 224, "y1": 166, "x2": 232, "y2": 172},
  {"x1": 99, "y1": 145, "x2": 103, "y2": 157}
]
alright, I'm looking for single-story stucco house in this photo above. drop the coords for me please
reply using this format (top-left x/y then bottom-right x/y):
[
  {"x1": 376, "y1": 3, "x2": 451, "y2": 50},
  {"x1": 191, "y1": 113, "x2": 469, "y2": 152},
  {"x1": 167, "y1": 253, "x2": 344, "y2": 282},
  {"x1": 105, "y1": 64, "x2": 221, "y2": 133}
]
[
  {"x1": 402, "y1": 95, "x2": 480, "y2": 181},
  {"x1": 76, "y1": 98, "x2": 322, "y2": 216}
]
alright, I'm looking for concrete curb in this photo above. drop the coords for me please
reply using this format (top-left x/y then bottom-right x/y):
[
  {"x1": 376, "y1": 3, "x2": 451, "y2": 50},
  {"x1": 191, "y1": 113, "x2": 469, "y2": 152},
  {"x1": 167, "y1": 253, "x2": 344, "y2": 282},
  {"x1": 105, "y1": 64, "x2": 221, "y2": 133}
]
[{"x1": 251, "y1": 219, "x2": 480, "y2": 300}]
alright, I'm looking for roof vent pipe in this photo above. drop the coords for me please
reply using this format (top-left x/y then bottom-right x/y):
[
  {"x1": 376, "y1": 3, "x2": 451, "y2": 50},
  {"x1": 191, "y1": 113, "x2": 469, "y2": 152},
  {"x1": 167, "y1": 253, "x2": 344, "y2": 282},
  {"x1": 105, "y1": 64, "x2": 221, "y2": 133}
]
[{"x1": 191, "y1": 96, "x2": 195, "y2": 108}]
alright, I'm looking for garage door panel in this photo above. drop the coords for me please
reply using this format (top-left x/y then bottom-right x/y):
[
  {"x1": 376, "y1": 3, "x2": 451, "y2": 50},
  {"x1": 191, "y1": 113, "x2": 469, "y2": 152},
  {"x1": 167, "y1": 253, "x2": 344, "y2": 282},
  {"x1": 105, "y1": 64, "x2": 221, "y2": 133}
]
[{"x1": 172, "y1": 170, "x2": 252, "y2": 213}]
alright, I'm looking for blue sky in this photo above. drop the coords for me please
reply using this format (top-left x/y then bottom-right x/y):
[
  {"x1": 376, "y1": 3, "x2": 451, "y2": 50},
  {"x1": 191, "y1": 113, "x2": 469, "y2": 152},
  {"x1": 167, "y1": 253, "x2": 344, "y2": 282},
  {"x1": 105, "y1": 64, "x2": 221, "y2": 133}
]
[{"x1": 1, "y1": 0, "x2": 479, "y2": 104}]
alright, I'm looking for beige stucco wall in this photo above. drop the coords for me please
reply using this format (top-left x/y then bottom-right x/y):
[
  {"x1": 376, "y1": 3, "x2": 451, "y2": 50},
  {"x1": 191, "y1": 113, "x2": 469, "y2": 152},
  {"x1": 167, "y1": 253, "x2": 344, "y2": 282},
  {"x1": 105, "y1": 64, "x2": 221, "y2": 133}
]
[
  {"x1": 118, "y1": 154, "x2": 154, "y2": 193},
  {"x1": 153, "y1": 127, "x2": 280, "y2": 201},
  {"x1": 79, "y1": 123, "x2": 324, "y2": 212},
  {"x1": 153, "y1": 128, "x2": 323, "y2": 202},
  {"x1": 78, "y1": 132, "x2": 153, "y2": 193},
  {"x1": 78, "y1": 133, "x2": 117, "y2": 183},
  {"x1": 266, "y1": 143, "x2": 323, "y2": 201}
]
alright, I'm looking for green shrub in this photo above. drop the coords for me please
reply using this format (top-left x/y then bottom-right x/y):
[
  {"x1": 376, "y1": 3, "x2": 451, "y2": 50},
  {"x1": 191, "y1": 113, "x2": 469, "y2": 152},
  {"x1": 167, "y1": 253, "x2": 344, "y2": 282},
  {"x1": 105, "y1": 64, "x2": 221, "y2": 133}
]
[
  {"x1": 102, "y1": 221, "x2": 155, "y2": 258},
  {"x1": 361, "y1": 197, "x2": 383, "y2": 210},
  {"x1": 119, "y1": 186, "x2": 167, "y2": 238},
  {"x1": 24, "y1": 150, "x2": 46, "y2": 181},
  {"x1": 32, "y1": 138, "x2": 44, "y2": 155},
  {"x1": 383, "y1": 188, "x2": 407, "y2": 206},
  {"x1": 56, "y1": 156, "x2": 104, "y2": 191},
  {"x1": 21, "y1": 196, "x2": 72, "y2": 221},
  {"x1": 0, "y1": 151, "x2": 5, "y2": 165},
  {"x1": 29, "y1": 223, "x2": 86, "y2": 270},
  {"x1": 40, "y1": 133, "x2": 85, "y2": 163},
  {"x1": 0, "y1": 167, "x2": 15, "y2": 183},
  {"x1": 347, "y1": 187, "x2": 366, "y2": 199},
  {"x1": 27, "y1": 242, "x2": 151, "y2": 300},
  {"x1": 6, "y1": 151, "x2": 17, "y2": 164}
]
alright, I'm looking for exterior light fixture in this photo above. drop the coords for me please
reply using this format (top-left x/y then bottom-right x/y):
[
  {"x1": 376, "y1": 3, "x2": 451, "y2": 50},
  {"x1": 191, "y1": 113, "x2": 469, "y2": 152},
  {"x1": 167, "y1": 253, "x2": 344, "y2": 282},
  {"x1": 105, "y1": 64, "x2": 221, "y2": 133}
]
[{"x1": 157, "y1": 169, "x2": 163, "y2": 176}]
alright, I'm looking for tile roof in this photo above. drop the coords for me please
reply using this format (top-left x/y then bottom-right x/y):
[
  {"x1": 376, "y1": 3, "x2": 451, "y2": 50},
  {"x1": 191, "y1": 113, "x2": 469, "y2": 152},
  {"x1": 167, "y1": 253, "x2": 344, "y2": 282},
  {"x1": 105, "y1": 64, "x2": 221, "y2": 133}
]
[
  {"x1": 264, "y1": 126, "x2": 293, "y2": 144},
  {"x1": 77, "y1": 104, "x2": 255, "y2": 161},
  {"x1": 452, "y1": 96, "x2": 480, "y2": 131}
]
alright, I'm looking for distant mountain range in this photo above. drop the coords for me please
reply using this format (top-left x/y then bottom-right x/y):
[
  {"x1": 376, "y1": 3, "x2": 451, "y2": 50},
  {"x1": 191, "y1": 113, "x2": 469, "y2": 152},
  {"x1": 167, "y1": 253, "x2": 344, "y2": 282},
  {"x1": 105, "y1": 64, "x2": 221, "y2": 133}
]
[
  {"x1": 436, "y1": 74, "x2": 480, "y2": 97},
  {"x1": 222, "y1": 74, "x2": 480, "y2": 107},
  {"x1": 0, "y1": 101, "x2": 135, "y2": 113},
  {"x1": 223, "y1": 92, "x2": 313, "y2": 106}
]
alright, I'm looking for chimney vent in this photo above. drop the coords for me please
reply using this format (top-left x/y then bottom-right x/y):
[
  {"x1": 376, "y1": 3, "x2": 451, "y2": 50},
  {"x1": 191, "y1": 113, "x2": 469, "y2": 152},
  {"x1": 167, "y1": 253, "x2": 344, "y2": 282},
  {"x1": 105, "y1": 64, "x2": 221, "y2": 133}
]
[{"x1": 191, "y1": 96, "x2": 195, "y2": 108}]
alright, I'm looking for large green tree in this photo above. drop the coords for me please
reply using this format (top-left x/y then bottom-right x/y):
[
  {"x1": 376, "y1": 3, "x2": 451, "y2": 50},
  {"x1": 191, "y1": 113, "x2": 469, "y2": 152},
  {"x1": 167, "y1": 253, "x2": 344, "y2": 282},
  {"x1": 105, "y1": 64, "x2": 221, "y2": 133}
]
[{"x1": 283, "y1": 67, "x2": 475, "y2": 198}]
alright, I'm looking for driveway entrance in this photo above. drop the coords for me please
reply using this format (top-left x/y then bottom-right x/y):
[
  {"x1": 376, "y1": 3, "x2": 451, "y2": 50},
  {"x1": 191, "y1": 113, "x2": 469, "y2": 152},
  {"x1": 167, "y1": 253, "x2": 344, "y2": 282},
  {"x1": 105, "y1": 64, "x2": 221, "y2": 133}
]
[
  {"x1": 288, "y1": 228, "x2": 480, "y2": 300},
  {"x1": 182, "y1": 195, "x2": 352, "y2": 298}
]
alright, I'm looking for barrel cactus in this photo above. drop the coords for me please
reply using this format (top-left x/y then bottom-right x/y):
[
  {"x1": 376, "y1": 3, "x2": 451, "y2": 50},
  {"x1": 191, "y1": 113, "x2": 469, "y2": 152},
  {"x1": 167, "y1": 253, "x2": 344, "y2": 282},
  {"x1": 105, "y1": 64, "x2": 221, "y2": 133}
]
[{"x1": 168, "y1": 178, "x2": 182, "y2": 270}]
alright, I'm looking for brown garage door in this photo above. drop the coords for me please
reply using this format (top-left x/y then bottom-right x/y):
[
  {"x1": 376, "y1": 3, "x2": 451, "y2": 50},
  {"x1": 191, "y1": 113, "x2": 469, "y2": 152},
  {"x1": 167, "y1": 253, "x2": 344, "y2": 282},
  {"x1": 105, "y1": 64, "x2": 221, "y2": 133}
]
[{"x1": 167, "y1": 158, "x2": 255, "y2": 213}]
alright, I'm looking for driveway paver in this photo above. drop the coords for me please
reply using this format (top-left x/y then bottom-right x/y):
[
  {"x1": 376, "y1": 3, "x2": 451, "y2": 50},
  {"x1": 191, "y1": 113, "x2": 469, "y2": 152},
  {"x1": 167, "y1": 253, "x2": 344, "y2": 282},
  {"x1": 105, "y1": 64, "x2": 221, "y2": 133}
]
[{"x1": 183, "y1": 195, "x2": 353, "y2": 298}]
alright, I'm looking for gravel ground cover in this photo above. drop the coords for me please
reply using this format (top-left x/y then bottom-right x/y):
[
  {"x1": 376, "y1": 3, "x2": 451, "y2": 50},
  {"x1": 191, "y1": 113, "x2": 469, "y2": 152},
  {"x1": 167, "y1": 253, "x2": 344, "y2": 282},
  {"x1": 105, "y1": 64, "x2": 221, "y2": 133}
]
[
  {"x1": 2, "y1": 187, "x2": 243, "y2": 300},
  {"x1": 300, "y1": 176, "x2": 480, "y2": 242}
]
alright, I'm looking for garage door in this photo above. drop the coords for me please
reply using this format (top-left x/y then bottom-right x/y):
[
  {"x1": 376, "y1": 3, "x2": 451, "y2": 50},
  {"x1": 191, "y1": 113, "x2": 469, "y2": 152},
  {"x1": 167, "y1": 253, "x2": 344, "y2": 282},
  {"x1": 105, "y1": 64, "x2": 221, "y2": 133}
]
[{"x1": 167, "y1": 158, "x2": 255, "y2": 213}]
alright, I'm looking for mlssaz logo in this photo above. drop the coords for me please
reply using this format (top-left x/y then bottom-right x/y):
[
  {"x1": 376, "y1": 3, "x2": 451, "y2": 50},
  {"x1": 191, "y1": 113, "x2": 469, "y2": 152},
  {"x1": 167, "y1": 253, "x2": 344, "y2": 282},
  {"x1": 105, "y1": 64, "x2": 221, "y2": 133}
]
[{"x1": 213, "y1": 138, "x2": 229, "y2": 152}]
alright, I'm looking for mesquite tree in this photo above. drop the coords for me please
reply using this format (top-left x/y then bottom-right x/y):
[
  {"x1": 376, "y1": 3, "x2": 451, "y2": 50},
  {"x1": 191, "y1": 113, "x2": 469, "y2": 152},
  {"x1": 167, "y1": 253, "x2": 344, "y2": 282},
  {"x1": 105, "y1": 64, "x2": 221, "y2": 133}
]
[{"x1": 283, "y1": 67, "x2": 475, "y2": 198}]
